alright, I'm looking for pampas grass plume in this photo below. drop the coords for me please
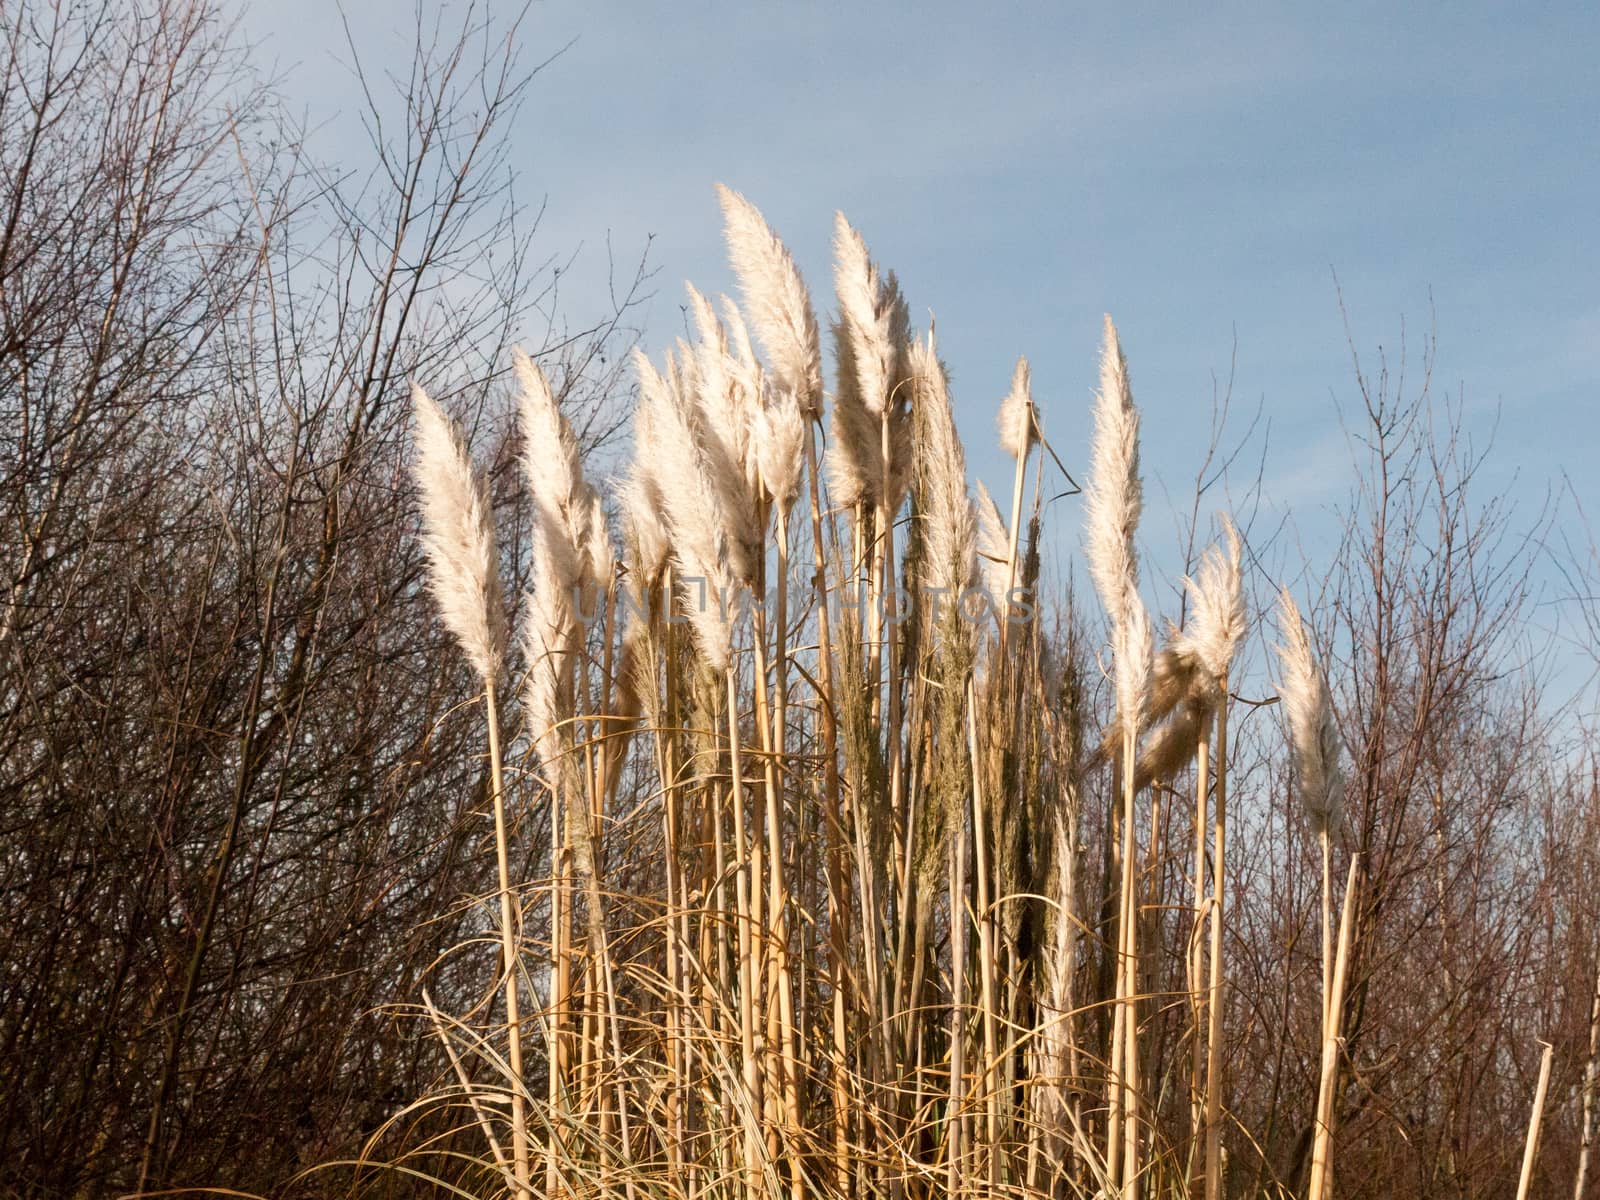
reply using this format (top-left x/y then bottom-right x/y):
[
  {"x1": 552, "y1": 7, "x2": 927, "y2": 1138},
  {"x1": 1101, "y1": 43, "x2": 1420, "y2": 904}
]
[
  {"x1": 1178, "y1": 516, "x2": 1247, "y2": 681},
  {"x1": 1275, "y1": 588, "x2": 1344, "y2": 836},
  {"x1": 634, "y1": 348, "x2": 735, "y2": 672},
  {"x1": 974, "y1": 478, "x2": 1011, "y2": 605},
  {"x1": 410, "y1": 382, "x2": 506, "y2": 683},
  {"x1": 833, "y1": 213, "x2": 896, "y2": 416},
  {"x1": 1114, "y1": 590, "x2": 1153, "y2": 729},
  {"x1": 909, "y1": 334, "x2": 976, "y2": 602},
  {"x1": 1084, "y1": 315, "x2": 1143, "y2": 632},
  {"x1": 620, "y1": 468, "x2": 670, "y2": 585},
  {"x1": 754, "y1": 389, "x2": 806, "y2": 509},
  {"x1": 997, "y1": 355, "x2": 1035, "y2": 459},
  {"x1": 716, "y1": 183, "x2": 822, "y2": 416}
]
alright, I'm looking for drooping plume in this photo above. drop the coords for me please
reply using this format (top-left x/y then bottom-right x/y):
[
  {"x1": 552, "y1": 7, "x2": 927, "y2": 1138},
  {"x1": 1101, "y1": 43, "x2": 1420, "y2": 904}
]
[
  {"x1": 1095, "y1": 521, "x2": 1245, "y2": 778},
  {"x1": 409, "y1": 383, "x2": 507, "y2": 683},
  {"x1": 1131, "y1": 694, "x2": 1215, "y2": 791},
  {"x1": 716, "y1": 183, "x2": 823, "y2": 416},
  {"x1": 997, "y1": 355, "x2": 1036, "y2": 460},
  {"x1": 1083, "y1": 315, "x2": 1143, "y2": 633},
  {"x1": 1275, "y1": 588, "x2": 1345, "y2": 836}
]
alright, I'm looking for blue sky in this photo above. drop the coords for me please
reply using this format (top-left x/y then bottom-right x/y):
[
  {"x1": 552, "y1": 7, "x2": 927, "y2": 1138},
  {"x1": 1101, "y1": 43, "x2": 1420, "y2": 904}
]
[{"x1": 246, "y1": 1, "x2": 1599, "y2": 693}]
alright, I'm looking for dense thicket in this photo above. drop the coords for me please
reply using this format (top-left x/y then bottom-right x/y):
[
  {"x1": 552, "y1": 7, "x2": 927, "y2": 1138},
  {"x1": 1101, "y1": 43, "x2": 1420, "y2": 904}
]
[{"x1": 0, "y1": 3, "x2": 635, "y2": 1194}]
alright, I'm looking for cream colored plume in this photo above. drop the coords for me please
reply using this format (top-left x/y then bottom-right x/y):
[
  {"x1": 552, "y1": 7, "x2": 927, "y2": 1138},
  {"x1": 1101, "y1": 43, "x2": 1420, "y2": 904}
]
[
  {"x1": 833, "y1": 213, "x2": 903, "y2": 416},
  {"x1": 583, "y1": 489, "x2": 616, "y2": 594},
  {"x1": 409, "y1": 383, "x2": 507, "y2": 683},
  {"x1": 1114, "y1": 591, "x2": 1153, "y2": 729},
  {"x1": 1175, "y1": 516, "x2": 1247, "y2": 681},
  {"x1": 716, "y1": 183, "x2": 823, "y2": 416},
  {"x1": 997, "y1": 355, "x2": 1036, "y2": 459},
  {"x1": 634, "y1": 348, "x2": 735, "y2": 672},
  {"x1": 909, "y1": 333, "x2": 976, "y2": 604},
  {"x1": 685, "y1": 283, "x2": 756, "y2": 490},
  {"x1": 619, "y1": 466, "x2": 670, "y2": 586},
  {"x1": 512, "y1": 347, "x2": 586, "y2": 590},
  {"x1": 826, "y1": 325, "x2": 875, "y2": 507},
  {"x1": 1274, "y1": 588, "x2": 1344, "y2": 836},
  {"x1": 512, "y1": 348, "x2": 597, "y2": 766},
  {"x1": 1083, "y1": 315, "x2": 1143, "y2": 633},
  {"x1": 974, "y1": 479, "x2": 1011, "y2": 607},
  {"x1": 668, "y1": 335, "x2": 760, "y2": 582},
  {"x1": 522, "y1": 566, "x2": 578, "y2": 764},
  {"x1": 719, "y1": 295, "x2": 770, "y2": 491},
  {"x1": 754, "y1": 388, "x2": 806, "y2": 510},
  {"x1": 827, "y1": 307, "x2": 913, "y2": 512}
]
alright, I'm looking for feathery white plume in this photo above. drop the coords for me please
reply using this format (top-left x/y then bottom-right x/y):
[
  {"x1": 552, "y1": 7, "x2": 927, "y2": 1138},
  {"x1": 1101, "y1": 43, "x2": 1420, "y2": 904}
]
[
  {"x1": 826, "y1": 323, "x2": 876, "y2": 509},
  {"x1": 512, "y1": 348, "x2": 595, "y2": 766},
  {"x1": 583, "y1": 489, "x2": 615, "y2": 594},
  {"x1": 667, "y1": 335, "x2": 760, "y2": 581},
  {"x1": 718, "y1": 295, "x2": 770, "y2": 491},
  {"x1": 716, "y1": 183, "x2": 823, "y2": 416},
  {"x1": 827, "y1": 301, "x2": 913, "y2": 513},
  {"x1": 909, "y1": 334, "x2": 976, "y2": 603},
  {"x1": 620, "y1": 467, "x2": 670, "y2": 586},
  {"x1": 685, "y1": 283, "x2": 753, "y2": 482},
  {"x1": 1114, "y1": 591, "x2": 1153, "y2": 730},
  {"x1": 1175, "y1": 516, "x2": 1246, "y2": 681},
  {"x1": 974, "y1": 478, "x2": 1012, "y2": 607},
  {"x1": 522, "y1": 571, "x2": 577, "y2": 764},
  {"x1": 1083, "y1": 315, "x2": 1143, "y2": 633},
  {"x1": 634, "y1": 348, "x2": 735, "y2": 672},
  {"x1": 833, "y1": 213, "x2": 901, "y2": 417},
  {"x1": 1275, "y1": 588, "x2": 1345, "y2": 836},
  {"x1": 754, "y1": 388, "x2": 807, "y2": 510},
  {"x1": 996, "y1": 355, "x2": 1036, "y2": 460},
  {"x1": 513, "y1": 347, "x2": 587, "y2": 591},
  {"x1": 409, "y1": 383, "x2": 507, "y2": 683}
]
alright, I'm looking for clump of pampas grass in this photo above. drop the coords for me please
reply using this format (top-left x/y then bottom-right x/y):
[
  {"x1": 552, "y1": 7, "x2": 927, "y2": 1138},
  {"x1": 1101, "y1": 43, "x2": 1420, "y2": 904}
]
[{"x1": 387, "y1": 191, "x2": 1395, "y2": 1200}]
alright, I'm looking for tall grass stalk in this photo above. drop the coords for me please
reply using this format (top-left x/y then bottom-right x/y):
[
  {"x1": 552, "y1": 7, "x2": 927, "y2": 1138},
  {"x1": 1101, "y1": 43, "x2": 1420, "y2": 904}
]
[
  {"x1": 408, "y1": 385, "x2": 529, "y2": 1199},
  {"x1": 1520, "y1": 1041, "x2": 1557, "y2": 1200}
]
